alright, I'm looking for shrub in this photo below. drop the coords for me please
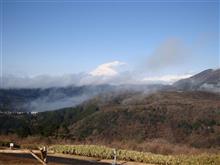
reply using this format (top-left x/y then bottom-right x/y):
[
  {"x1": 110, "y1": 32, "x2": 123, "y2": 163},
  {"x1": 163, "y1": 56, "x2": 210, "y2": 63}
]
[{"x1": 49, "y1": 144, "x2": 220, "y2": 165}]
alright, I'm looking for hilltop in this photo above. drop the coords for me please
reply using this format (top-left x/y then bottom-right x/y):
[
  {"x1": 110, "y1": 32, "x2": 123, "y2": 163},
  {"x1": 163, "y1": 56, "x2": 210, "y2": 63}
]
[{"x1": 174, "y1": 69, "x2": 220, "y2": 92}]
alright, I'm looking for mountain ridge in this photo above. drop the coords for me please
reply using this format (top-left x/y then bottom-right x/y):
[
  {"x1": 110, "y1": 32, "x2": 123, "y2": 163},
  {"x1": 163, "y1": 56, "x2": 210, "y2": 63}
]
[{"x1": 174, "y1": 68, "x2": 220, "y2": 92}]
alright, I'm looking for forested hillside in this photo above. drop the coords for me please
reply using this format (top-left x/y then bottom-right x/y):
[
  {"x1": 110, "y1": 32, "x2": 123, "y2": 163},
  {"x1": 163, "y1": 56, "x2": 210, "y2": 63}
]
[{"x1": 1, "y1": 91, "x2": 220, "y2": 151}]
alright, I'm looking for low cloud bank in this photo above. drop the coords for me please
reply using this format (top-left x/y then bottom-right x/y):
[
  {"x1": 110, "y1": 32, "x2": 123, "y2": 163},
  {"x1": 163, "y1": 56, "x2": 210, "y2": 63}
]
[
  {"x1": 142, "y1": 74, "x2": 192, "y2": 84},
  {"x1": 1, "y1": 71, "x2": 192, "y2": 89}
]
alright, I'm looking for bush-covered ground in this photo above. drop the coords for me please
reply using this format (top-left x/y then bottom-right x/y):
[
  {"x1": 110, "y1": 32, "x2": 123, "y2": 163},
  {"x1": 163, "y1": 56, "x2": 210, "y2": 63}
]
[{"x1": 49, "y1": 144, "x2": 220, "y2": 165}]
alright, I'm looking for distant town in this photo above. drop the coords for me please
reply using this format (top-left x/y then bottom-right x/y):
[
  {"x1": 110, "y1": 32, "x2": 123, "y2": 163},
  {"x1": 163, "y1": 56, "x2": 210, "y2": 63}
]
[{"x1": 0, "y1": 111, "x2": 38, "y2": 115}]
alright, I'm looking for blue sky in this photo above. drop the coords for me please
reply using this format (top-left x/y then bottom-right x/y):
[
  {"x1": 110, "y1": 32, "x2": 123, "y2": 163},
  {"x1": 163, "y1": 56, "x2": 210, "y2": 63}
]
[{"x1": 0, "y1": 0, "x2": 219, "y2": 87}]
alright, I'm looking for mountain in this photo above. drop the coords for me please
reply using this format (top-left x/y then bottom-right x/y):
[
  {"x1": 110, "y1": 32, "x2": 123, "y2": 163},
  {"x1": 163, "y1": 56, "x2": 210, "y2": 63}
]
[
  {"x1": 173, "y1": 69, "x2": 220, "y2": 92},
  {"x1": 1, "y1": 90, "x2": 220, "y2": 150},
  {"x1": 67, "y1": 91, "x2": 220, "y2": 148}
]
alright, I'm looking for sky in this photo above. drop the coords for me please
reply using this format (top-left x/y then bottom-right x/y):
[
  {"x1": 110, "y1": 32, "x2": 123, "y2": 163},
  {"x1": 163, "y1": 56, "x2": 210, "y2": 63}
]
[{"x1": 0, "y1": 0, "x2": 219, "y2": 88}]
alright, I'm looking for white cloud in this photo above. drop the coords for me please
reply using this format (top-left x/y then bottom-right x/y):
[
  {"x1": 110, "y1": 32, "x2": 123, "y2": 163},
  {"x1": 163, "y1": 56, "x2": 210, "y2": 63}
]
[
  {"x1": 1, "y1": 60, "x2": 194, "y2": 88},
  {"x1": 1, "y1": 72, "x2": 193, "y2": 89},
  {"x1": 89, "y1": 61, "x2": 125, "y2": 77},
  {"x1": 142, "y1": 74, "x2": 192, "y2": 84},
  {"x1": 1, "y1": 73, "x2": 85, "y2": 88}
]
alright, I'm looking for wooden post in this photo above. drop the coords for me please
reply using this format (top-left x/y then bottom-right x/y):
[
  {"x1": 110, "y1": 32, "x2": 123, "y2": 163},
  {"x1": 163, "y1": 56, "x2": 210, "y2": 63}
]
[
  {"x1": 112, "y1": 148, "x2": 117, "y2": 165},
  {"x1": 29, "y1": 150, "x2": 47, "y2": 165},
  {"x1": 40, "y1": 146, "x2": 47, "y2": 163}
]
